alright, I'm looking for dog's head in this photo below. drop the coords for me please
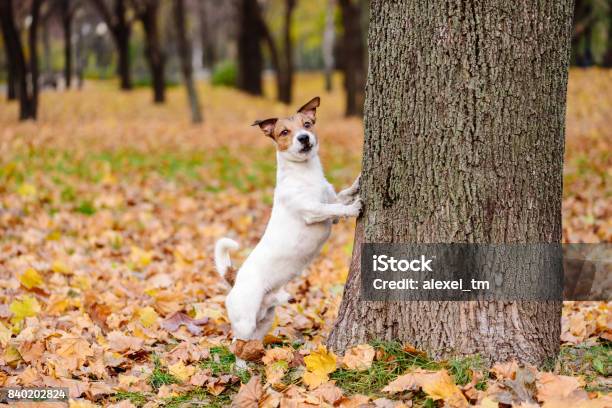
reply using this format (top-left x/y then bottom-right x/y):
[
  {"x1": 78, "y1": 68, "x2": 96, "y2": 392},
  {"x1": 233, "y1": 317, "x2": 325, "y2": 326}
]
[{"x1": 252, "y1": 97, "x2": 320, "y2": 162}]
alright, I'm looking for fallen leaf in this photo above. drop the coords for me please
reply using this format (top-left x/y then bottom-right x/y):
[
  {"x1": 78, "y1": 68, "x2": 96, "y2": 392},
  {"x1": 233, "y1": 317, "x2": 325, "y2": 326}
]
[
  {"x1": 18, "y1": 267, "x2": 44, "y2": 289},
  {"x1": 232, "y1": 375, "x2": 262, "y2": 408},
  {"x1": 168, "y1": 360, "x2": 195, "y2": 382},
  {"x1": 536, "y1": 372, "x2": 586, "y2": 402},
  {"x1": 302, "y1": 346, "x2": 337, "y2": 389},
  {"x1": 138, "y1": 306, "x2": 159, "y2": 328},
  {"x1": 341, "y1": 344, "x2": 375, "y2": 370},
  {"x1": 10, "y1": 295, "x2": 41, "y2": 324},
  {"x1": 232, "y1": 339, "x2": 265, "y2": 362},
  {"x1": 161, "y1": 312, "x2": 208, "y2": 335}
]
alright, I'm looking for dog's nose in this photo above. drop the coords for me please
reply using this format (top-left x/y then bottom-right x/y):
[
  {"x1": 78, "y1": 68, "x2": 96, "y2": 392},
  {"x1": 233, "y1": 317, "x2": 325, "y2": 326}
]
[{"x1": 297, "y1": 134, "x2": 310, "y2": 144}]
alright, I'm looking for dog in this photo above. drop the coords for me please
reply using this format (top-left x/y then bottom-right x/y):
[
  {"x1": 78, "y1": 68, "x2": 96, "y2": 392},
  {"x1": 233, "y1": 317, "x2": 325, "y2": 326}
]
[{"x1": 214, "y1": 96, "x2": 361, "y2": 342}]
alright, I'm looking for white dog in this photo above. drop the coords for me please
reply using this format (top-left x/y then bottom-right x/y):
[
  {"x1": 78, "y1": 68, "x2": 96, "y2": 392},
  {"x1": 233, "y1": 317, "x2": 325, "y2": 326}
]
[{"x1": 214, "y1": 96, "x2": 361, "y2": 341}]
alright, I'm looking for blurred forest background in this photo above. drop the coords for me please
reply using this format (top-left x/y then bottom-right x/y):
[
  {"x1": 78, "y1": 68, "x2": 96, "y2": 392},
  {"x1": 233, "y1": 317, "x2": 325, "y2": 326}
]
[
  {"x1": 0, "y1": 0, "x2": 610, "y2": 406},
  {"x1": 1, "y1": 0, "x2": 612, "y2": 119}
]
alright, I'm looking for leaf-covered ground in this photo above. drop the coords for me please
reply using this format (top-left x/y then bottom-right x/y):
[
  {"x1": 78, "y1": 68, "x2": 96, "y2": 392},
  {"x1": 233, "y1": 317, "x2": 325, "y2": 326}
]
[{"x1": 0, "y1": 71, "x2": 610, "y2": 407}]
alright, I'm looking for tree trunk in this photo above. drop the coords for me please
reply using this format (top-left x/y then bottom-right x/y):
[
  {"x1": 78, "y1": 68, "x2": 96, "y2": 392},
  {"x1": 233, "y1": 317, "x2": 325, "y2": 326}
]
[
  {"x1": 339, "y1": 0, "x2": 365, "y2": 117},
  {"x1": 323, "y1": 0, "x2": 336, "y2": 92},
  {"x1": 139, "y1": 1, "x2": 165, "y2": 103},
  {"x1": 328, "y1": 0, "x2": 572, "y2": 366},
  {"x1": 197, "y1": 0, "x2": 215, "y2": 70},
  {"x1": 604, "y1": 6, "x2": 612, "y2": 67},
  {"x1": 4, "y1": 48, "x2": 17, "y2": 100},
  {"x1": 115, "y1": 28, "x2": 132, "y2": 90},
  {"x1": 61, "y1": 0, "x2": 73, "y2": 88},
  {"x1": 28, "y1": 0, "x2": 42, "y2": 119},
  {"x1": 174, "y1": 0, "x2": 203, "y2": 123},
  {"x1": 236, "y1": 0, "x2": 263, "y2": 95},
  {"x1": 0, "y1": 0, "x2": 40, "y2": 120},
  {"x1": 277, "y1": 0, "x2": 295, "y2": 104},
  {"x1": 89, "y1": 0, "x2": 132, "y2": 89}
]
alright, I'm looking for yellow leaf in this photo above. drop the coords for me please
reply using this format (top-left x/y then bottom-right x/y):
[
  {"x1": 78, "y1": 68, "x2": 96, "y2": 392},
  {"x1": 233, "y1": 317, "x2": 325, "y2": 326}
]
[
  {"x1": 131, "y1": 246, "x2": 152, "y2": 269},
  {"x1": 18, "y1": 267, "x2": 43, "y2": 289},
  {"x1": 304, "y1": 346, "x2": 337, "y2": 376},
  {"x1": 52, "y1": 260, "x2": 72, "y2": 275},
  {"x1": 138, "y1": 306, "x2": 159, "y2": 328},
  {"x1": 168, "y1": 361, "x2": 195, "y2": 382},
  {"x1": 17, "y1": 183, "x2": 37, "y2": 197},
  {"x1": 3, "y1": 345, "x2": 22, "y2": 367},
  {"x1": 303, "y1": 346, "x2": 337, "y2": 389},
  {"x1": 302, "y1": 370, "x2": 328, "y2": 389},
  {"x1": 0, "y1": 321, "x2": 12, "y2": 347},
  {"x1": 10, "y1": 295, "x2": 41, "y2": 324}
]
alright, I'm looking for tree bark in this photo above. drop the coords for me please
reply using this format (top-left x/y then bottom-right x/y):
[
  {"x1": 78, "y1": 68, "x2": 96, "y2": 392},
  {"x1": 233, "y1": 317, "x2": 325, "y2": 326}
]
[
  {"x1": 328, "y1": 0, "x2": 573, "y2": 366},
  {"x1": 338, "y1": 0, "x2": 365, "y2": 117},
  {"x1": 89, "y1": 0, "x2": 132, "y2": 89},
  {"x1": 174, "y1": 0, "x2": 203, "y2": 123},
  {"x1": 236, "y1": 0, "x2": 263, "y2": 95},
  {"x1": 323, "y1": 0, "x2": 336, "y2": 92}
]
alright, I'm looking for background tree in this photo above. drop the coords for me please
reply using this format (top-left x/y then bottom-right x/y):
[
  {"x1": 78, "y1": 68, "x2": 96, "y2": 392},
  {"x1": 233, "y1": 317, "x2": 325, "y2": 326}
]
[
  {"x1": 338, "y1": 0, "x2": 365, "y2": 117},
  {"x1": 197, "y1": 0, "x2": 214, "y2": 70},
  {"x1": 89, "y1": 0, "x2": 133, "y2": 89},
  {"x1": 236, "y1": 0, "x2": 263, "y2": 95},
  {"x1": 60, "y1": 0, "x2": 80, "y2": 88},
  {"x1": 328, "y1": 0, "x2": 573, "y2": 365},
  {"x1": 322, "y1": 0, "x2": 335, "y2": 92},
  {"x1": 130, "y1": 0, "x2": 165, "y2": 103},
  {"x1": 173, "y1": 0, "x2": 203, "y2": 123},
  {"x1": 0, "y1": 0, "x2": 44, "y2": 119}
]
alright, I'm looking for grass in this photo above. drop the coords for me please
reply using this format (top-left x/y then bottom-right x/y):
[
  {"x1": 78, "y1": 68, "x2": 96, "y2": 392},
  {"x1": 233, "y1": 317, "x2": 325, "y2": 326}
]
[
  {"x1": 148, "y1": 356, "x2": 180, "y2": 390},
  {"x1": 162, "y1": 388, "x2": 233, "y2": 408},
  {"x1": 330, "y1": 340, "x2": 442, "y2": 397},
  {"x1": 447, "y1": 355, "x2": 487, "y2": 389},
  {"x1": 200, "y1": 346, "x2": 251, "y2": 384},
  {"x1": 115, "y1": 391, "x2": 148, "y2": 407},
  {"x1": 557, "y1": 341, "x2": 611, "y2": 392}
]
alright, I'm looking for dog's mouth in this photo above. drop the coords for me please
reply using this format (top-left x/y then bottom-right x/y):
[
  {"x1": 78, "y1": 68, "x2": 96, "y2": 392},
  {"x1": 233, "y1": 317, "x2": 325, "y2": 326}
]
[{"x1": 299, "y1": 143, "x2": 313, "y2": 153}]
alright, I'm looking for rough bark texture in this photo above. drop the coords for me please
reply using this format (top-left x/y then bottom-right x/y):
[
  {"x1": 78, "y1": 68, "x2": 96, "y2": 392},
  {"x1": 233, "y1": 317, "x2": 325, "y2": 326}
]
[
  {"x1": 328, "y1": 0, "x2": 573, "y2": 366},
  {"x1": 237, "y1": 0, "x2": 263, "y2": 95},
  {"x1": 339, "y1": 0, "x2": 365, "y2": 117},
  {"x1": 174, "y1": 0, "x2": 203, "y2": 123}
]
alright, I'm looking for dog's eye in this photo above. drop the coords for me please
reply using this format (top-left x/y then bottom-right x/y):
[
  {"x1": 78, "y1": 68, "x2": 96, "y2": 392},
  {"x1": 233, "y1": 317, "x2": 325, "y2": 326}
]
[
  {"x1": 280, "y1": 129, "x2": 289, "y2": 136},
  {"x1": 304, "y1": 122, "x2": 312, "y2": 129}
]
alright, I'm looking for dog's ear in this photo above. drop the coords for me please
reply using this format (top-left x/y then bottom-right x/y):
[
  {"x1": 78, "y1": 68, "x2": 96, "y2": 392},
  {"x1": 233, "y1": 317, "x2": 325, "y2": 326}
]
[
  {"x1": 297, "y1": 96, "x2": 320, "y2": 122},
  {"x1": 252, "y1": 118, "x2": 278, "y2": 138}
]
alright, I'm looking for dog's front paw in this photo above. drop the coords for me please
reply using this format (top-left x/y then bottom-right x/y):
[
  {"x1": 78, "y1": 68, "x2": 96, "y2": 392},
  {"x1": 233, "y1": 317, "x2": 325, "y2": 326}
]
[{"x1": 346, "y1": 198, "x2": 362, "y2": 217}]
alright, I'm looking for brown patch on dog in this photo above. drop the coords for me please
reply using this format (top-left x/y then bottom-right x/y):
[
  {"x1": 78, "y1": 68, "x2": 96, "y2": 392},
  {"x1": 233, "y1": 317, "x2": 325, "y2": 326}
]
[
  {"x1": 225, "y1": 265, "x2": 238, "y2": 287},
  {"x1": 271, "y1": 114, "x2": 316, "y2": 152},
  {"x1": 252, "y1": 97, "x2": 320, "y2": 151}
]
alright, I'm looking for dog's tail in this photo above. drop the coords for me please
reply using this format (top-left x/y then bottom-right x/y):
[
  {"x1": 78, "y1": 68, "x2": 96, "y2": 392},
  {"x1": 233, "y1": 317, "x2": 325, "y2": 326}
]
[{"x1": 214, "y1": 238, "x2": 240, "y2": 287}]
